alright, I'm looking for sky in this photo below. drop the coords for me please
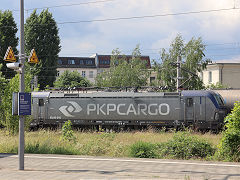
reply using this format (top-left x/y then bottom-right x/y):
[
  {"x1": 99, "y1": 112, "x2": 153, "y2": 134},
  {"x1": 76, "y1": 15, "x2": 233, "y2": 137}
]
[{"x1": 1, "y1": 0, "x2": 240, "y2": 63}]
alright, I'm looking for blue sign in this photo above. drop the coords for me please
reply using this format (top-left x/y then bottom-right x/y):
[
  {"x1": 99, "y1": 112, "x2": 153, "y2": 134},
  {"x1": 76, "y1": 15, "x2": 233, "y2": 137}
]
[{"x1": 18, "y1": 93, "x2": 31, "y2": 115}]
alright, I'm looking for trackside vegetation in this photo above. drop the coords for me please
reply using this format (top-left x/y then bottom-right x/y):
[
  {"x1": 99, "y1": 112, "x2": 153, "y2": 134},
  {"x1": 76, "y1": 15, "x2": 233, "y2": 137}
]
[
  {"x1": 216, "y1": 102, "x2": 240, "y2": 161},
  {"x1": 0, "y1": 130, "x2": 228, "y2": 161},
  {"x1": 130, "y1": 132, "x2": 215, "y2": 159}
]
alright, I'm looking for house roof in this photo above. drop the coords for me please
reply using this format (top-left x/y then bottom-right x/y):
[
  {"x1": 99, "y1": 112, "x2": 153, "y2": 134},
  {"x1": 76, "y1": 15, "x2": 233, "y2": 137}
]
[
  {"x1": 96, "y1": 54, "x2": 151, "y2": 68},
  {"x1": 58, "y1": 57, "x2": 96, "y2": 68},
  {"x1": 212, "y1": 59, "x2": 240, "y2": 64},
  {"x1": 58, "y1": 54, "x2": 151, "y2": 69}
]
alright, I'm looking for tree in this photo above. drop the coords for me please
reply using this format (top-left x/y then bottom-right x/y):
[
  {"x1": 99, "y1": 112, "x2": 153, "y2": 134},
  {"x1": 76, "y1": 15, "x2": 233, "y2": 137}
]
[
  {"x1": 0, "y1": 10, "x2": 18, "y2": 79},
  {"x1": 54, "y1": 70, "x2": 91, "y2": 88},
  {"x1": 153, "y1": 35, "x2": 210, "y2": 91},
  {"x1": 0, "y1": 72, "x2": 32, "y2": 133},
  {"x1": 25, "y1": 9, "x2": 61, "y2": 90},
  {"x1": 217, "y1": 102, "x2": 240, "y2": 162},
  {"x1": 96, "y1": 46, "x2": 150, "y2": 87},
  {"x1": 0, "y1": 64, "x2": 7, "y2": 127},
  {"x1": 206, "y1": 82, "x2": 229, "y2": 90}
]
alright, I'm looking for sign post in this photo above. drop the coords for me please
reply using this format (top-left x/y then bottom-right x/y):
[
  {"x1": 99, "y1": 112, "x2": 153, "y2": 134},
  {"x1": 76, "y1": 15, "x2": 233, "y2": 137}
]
[
  {"x1": 18, "y1": 0, "x2": 25, "y2": 171},
  {"x1": 4, "y1": 0, "x2": 38, "y2": 171}
]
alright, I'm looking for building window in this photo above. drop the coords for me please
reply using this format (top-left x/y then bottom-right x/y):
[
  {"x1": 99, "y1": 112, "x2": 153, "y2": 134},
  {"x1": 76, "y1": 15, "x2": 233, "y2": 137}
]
[
  {"x1": 79, "y1": 60, "x2": 84, "y2": 64},
  {"x1": 82, "y1": 71, "x2": 86, "y2": 78},
  {"x1": 68, "y1": 59, "x2": 75, "y2": 65},
  {"x1": 114, "y1": 60, "x2": 118, "y2": 65},
  {"x1": 86, "y1": 60, "x2": 93, "y2": 65},
  {"x1": 208, "y1": 71, "x2": 212, "y2": 83},
  {"x1": 57, "y1": 71, "x2": 60, "y2": 76},
  {"x1": 97, "y1": 69, "x2": 104, "y2": 74},
  {"x1": 199, "y1": 72, "x2": 203, "y2": 80},
  {"x1": 101, "y1": 60, "x2": 110, "y2": 64},
  {"x1": 89, "y1": 71, "x2": 93, "y2": 78},
  {"x1": 58, "y1": 59, "x2": 62, "y2": 65}
]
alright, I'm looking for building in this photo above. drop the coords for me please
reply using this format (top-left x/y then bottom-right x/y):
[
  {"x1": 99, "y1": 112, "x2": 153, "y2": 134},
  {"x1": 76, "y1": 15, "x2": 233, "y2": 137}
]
[
  {"x1": 57, "y1": 54, "x2": 151, "y2": 84},
  {"x1": 201, "y1": 60, "x2": 240, "y2": 88},
  {"x1": 57, "y1": 57, "x2": 97, "y2": 83}
]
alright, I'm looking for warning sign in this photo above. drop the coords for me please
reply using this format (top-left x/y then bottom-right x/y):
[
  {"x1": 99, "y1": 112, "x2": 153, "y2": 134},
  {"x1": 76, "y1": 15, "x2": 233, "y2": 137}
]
[
  {"x1": 28, "y1": 49, "x2": 39, "y2": 64},
  {"x1": 4, "y1": 46, "x2": 16, "y2": 62}
]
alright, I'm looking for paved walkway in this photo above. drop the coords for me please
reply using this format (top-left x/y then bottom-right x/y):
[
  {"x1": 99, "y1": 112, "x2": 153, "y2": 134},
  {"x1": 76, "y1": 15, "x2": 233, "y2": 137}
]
[{"x1": 0, "y1": 154, "x2": 240, "y2": 179}]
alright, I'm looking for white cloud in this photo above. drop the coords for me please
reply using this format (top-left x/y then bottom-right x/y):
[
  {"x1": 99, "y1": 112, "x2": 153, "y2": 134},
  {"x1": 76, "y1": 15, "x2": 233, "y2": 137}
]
[
  {"x1": 60, "y1": 38, "x2": 97, "y2": 56},
  {"x1": 151, "y1": 32, "x2": 179, "y2": 50},
  {"x1": 3, "y1": 0, "x2": 240, "y2": 60},
  {"x1": 85, "y1": 0, "x2": 240, "y2": 53}
]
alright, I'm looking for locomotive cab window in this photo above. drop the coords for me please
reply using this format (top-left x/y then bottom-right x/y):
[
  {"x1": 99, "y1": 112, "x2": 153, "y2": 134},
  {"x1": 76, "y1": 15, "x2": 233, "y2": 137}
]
[
  {"x1": 39, "y1": 99, "x2": 44, "y2": 106},
  {"x1": 186, "y1": 98, "x2": 193, "y2": 107}
]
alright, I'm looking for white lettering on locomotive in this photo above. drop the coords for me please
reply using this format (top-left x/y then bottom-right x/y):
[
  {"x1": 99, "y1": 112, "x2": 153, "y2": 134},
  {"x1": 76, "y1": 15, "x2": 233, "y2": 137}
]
[
  {"x1": 87, "y1": 103, "x2": 170, "y2": 116},
  {"x1": 60, "y1": 102, "x2": 170, "y2": 117}
]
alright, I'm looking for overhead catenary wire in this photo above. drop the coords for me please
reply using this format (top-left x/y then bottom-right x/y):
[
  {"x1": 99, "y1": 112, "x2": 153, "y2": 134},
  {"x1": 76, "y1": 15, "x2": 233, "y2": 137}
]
[
  {"x1": 25, "y1": 0, "x2": 115, "y2": 11},
  {"x1": 55, "y1": 7, "x2": 240, "y2": 25},
  {"x1": 0, "y1": 7, "x2": 240, "y2": 29},
  {"x1": 6, "y1": 0, "x2": 116, "y2": 12}
]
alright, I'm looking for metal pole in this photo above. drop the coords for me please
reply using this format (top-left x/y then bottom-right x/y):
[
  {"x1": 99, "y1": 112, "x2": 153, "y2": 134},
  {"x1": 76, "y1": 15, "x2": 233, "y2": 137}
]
[
  {"x1": 176, "y1": 56, "x2": 181, "y2": 92},
  {"x1": 19, "y1": 0, "x2": 25, "y2": 170}
]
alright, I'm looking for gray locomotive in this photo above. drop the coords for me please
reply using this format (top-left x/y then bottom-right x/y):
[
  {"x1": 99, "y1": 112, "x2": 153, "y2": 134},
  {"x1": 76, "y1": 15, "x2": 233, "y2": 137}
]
[{"x1": 30, "y1": 90, "x2": 227, "y2": 131}]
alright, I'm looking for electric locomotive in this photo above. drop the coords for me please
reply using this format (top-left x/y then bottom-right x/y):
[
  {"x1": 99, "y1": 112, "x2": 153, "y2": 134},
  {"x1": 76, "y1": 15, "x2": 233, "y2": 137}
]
[{"x1": 30, "y1": 90, "x2": 227, "y2": 131}]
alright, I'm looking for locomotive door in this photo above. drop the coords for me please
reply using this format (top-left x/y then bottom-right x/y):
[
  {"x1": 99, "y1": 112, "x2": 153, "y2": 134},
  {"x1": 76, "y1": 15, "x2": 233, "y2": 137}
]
[
  {"x1": 194, "y1": 96, "x2": 206, "y2": 121},
  {"x1": 184, "y1": 96, "x2": 206, "y2": 125},
  {"x1": 184, "y1": 97, "x2": 194, "y2": 123},
  {"x1": 38, "y1": 98, "x2": 45, "y2": 122}
]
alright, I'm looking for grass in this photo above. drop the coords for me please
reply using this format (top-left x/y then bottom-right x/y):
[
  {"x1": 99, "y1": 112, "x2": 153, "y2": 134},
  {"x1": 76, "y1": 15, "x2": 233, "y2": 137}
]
[{"x1": 0, "y1": 129, "x2": 222, "y2": 160}]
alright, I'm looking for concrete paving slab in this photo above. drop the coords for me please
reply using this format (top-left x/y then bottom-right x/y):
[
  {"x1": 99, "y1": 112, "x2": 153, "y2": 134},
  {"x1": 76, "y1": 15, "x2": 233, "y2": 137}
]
[{"x1": 0, "y1": 154, "x2": 240, "y2": 179}]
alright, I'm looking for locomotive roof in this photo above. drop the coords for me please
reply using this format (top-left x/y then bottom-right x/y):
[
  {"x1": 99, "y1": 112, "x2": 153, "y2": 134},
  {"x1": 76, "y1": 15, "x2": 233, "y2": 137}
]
[
  {"x1": 181, "y1": 90, "x2": 216, "y2": 97},
  {"x1": 32, "y1": 91, "x2": 181, "y2": 98},
  {"x1": 32, "y1": 90, "x2": 217, "y2": 98}
]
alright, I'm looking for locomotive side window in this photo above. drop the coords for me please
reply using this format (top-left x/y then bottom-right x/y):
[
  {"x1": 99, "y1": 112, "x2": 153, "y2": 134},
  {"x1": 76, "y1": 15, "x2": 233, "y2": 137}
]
[
  {"x1": 186, "y1": 98, "x2": 193, "y2": 107},
  {"x1": 39, "y1": 99, "x2": 44, "y2": 106}
]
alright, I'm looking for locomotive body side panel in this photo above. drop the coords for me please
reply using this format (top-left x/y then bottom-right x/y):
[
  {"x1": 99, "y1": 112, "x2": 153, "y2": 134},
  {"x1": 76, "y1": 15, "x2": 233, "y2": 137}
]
[
  {"x1": 30, "y1": 90, "x2": 227, "y2": 130},
  {"x1": 45, "y1": 95, "x2": 181, "y2": 124}
]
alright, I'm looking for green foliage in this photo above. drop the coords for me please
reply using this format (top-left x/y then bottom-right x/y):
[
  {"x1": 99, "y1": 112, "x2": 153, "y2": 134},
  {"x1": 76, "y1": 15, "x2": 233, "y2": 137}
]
[
  {"x1": 60, "y1": 120, "x2": 76, "y2": 142},
  {"x1": 0, "y1": 73, "x2": 33, "y2": 133},
  {"x1": 0, "y1": 10, "x2": 18, "y2": 79},
  {"x1": 96, "y1": 45, "x2": 150, "y2": 87},
  {"x1": 217, "y1": 102, "x2": 240, "y2": 161},
  {"x1": 25, "y1": 9, "x2": 61, "y2": 90},
  {"x1": 157, "y1": 132, "x2": 215, "y2": 159},
  {"x1": 25, "y1": 142, "x2": 74, "y2": 155},
  {"x1": 0, "y1": 130, "x2": 221, "y2": 160},
  {"x1": 153, "y1": 35, "x2": 210, "y2": 91},
  {"x1": 130, "y1": 133, "x2": 215, "y2": 159},
  {"x1": 0, "y1": 64, "x2": 7, "y2": 127},
  {"x1": 54, "y1": 70, "x2": 91, "y2": 88},
  {"x1": 130, "y1": 141, "x2": 156, "y2": 158},
  {"x1": 206, "y1": 82, "x2": 229, "y2": 89}
]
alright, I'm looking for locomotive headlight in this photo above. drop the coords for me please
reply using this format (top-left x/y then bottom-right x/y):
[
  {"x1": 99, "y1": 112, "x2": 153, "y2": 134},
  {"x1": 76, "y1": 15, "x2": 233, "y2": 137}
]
[{"x1": 214, "y1": 112, "x2": 219, "y2": 121}]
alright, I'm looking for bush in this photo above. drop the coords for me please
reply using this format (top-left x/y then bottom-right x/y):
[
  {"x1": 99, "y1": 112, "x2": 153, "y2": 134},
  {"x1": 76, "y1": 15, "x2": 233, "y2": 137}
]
[
  {"x1": 217, "y1": 130, "x2": 240, "y2": 161},
  {"x1": 217, "y1": 102, "x2": 240, "y2": 161},
  {"x1": 157, "y1": 132, "x2": 215, "y2": 159},
  {"x1": 129, "y1": 141, "x2": 156, "y2": 158},
  {"x1": 60, "y1": 120, "x2": 76, "y2": 143}
]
